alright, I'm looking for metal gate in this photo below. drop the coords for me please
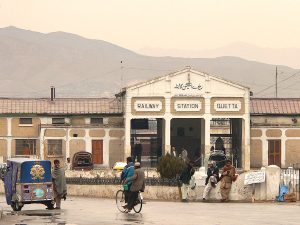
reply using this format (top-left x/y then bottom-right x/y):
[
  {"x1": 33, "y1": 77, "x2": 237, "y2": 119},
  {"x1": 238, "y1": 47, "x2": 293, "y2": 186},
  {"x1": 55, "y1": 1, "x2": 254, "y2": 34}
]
[{"x1": 280, "y1": 164, "x2": 300, "y2": 200}]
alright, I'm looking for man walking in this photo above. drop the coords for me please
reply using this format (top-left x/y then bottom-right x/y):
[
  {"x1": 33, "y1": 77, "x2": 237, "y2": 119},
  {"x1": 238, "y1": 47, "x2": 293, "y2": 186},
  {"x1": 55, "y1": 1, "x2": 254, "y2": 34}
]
[
  {"x1": 179, "y1": 161, "x2": 195, "y2": 202},
  {"x1": 203, "y1": 161, "x2": 219, "y2": 201},
  {"x1": 52, "y1": 159, "x2": 67, "y2": 209}
]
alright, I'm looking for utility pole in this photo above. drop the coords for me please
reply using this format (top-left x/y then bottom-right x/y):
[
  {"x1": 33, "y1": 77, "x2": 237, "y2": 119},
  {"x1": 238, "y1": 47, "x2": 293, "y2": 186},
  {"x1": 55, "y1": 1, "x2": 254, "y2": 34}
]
[
  {"x1": 275, "y1": 66, "x2": 278, "y2": 98},
  {"x1": 120, "y1": 60, "x2": 124, "y2": 90}
]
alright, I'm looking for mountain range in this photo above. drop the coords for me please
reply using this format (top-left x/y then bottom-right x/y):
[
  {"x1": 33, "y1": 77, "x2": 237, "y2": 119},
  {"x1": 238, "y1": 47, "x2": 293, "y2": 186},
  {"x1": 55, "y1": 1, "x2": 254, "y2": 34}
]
[{"x1": 0, "y1": 26, "x2": 299, "y2": 98}]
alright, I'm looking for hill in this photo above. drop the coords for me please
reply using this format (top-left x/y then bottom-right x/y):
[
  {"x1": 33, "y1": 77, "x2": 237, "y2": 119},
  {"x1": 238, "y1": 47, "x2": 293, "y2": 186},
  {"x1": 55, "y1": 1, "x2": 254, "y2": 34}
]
[{"x1": 0, "y1": 26, "x2": 298, "y2": 98}]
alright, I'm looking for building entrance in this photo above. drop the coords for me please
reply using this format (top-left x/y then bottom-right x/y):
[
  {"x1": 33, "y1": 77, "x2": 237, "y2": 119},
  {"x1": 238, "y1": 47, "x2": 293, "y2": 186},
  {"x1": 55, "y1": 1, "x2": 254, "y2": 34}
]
[
  {"x1": 130, "y1": 118, "x2": 163, "y2": 167},
  {"x1": 210, "y1": 118, "x2": 243, "y2": 168},
  {"x1": 171, "y1": 118, "x2": 204, "y2": 166}
]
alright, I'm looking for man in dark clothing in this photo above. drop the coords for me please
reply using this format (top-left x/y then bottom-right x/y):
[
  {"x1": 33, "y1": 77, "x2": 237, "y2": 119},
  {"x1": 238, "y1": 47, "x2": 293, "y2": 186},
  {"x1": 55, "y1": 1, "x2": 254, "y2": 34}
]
[
  {"x1": 203, "y1": 161, "x2": 219, "y2": 200},
  {"x1": 205, "y1": 161, "x2": 220, "y2": 185},
  {"x1": 121, "y1": 157, "x2": 134, "y2": 207},
  {"x1": 133, "y1": 143, "x2": 142, "y2": 163},
  {"x1": 52, "y1": 159, "x2": 67, "y2": 209},
  {"x1": 179, "y1": 161, "x2": 195, "y2": 202},
  {"x1": 124, "y1": 162, "x2": 145, "y2": 212}
]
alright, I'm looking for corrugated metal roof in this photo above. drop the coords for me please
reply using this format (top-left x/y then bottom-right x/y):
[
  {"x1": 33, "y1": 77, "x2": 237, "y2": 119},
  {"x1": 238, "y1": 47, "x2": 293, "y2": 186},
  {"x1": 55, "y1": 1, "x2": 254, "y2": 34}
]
[
  {"x1": 0, "y1": 98, "x2": 122, "y2": 115},
  {"x1": 2, "y1": 97, "x2": 299, "y2": 115},
  {"x1": 251, "y1": 98, "x2": 300, "y2": 115}
]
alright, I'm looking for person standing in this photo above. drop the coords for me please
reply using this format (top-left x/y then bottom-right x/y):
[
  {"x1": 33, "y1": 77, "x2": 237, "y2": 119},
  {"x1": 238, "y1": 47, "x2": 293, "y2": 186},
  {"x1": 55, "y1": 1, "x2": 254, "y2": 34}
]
[
  {"x1": 181, "y1": 148, "x2": 188, "y2": 163},
  {"x1": 203, "y1": 161, "x2": 219, "y2": 200},
  {"x1": 133, "y1": 142, "x2": 142, "y2": 163},
  {"x1": 124, "y1": 162, "x2": 145, "y2": 212},
  {"x1": 121, "y1": 157, "x2": 134, "y2": 207},
  {"x1": 52, "y1": 159, "x2": 67, "y2": 209},
  {"x1": 179, "y1": 161, "x2": 195, "y2": 202},
  {"x1": 65, "y1": 157, "x2": 71, "y2": 170},
  {"x1": 220, "y1": 160, "x2": 237, "y2": 202},
  {"x1": 171, "y1": 146, "x2": 177, "y2": 157}
]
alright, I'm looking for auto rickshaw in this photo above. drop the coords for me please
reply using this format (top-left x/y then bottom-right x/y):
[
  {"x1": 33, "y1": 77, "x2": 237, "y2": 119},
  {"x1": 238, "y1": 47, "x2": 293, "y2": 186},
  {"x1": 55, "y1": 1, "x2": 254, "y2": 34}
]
[{"x1": 3, "y1": 158, "x2": 54, "y2": 211}]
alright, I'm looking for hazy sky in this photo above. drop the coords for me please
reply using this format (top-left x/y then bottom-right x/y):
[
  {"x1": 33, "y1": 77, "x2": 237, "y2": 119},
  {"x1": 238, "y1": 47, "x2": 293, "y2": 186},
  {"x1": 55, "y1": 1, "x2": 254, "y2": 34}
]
[{"x1": 1, "y1": 0, "x2": 300, "y2": 53}]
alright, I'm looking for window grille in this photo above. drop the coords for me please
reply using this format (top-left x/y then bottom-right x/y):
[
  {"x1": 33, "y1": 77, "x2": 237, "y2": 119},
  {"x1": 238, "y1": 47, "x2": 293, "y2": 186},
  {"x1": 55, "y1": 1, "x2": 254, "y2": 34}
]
[
  {"x1": 52, "y1": 118, "x2": 65, "y2": 125},
  {"x1": 19, "y1": 118, "x2": 33, "y2": 125},
  {"x1": 47, "y1": 139, "x2": 63, "y2": 156},
  {"x1": 16, "y1": 139, "x2": 36, "y2": 155},
  {"x1": 90, "y1": 118, "x2": 103, "y2": 125}
]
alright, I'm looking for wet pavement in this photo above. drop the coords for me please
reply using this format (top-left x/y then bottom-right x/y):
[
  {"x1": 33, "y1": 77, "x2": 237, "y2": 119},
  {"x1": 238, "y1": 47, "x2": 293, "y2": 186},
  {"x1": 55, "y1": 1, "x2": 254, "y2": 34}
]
[{"x1": 0, "y1": 196, "x2": 300, "y2": 225}]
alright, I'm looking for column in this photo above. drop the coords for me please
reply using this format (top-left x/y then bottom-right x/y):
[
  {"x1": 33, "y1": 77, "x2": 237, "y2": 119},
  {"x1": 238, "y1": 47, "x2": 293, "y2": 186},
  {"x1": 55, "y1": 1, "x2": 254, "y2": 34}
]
[
  {"x1": 39, "y1": 128, "x2": 45, "y2": 160},
  {"x1": 243, "y1": 118, "x2": 251, "y2": 170},
  {"x1": 66, "y1": 128, "x2": 70, "y2": 158},
  {"x1": 200, "y1": 119, "x2": 205, "y2": 165},
  {"x1": 103, "y1": 128, "x2": 110, "y2": 167},
  {"x1": 164, "y1": 118, "x2": 171, "y2": 154},
  {"x1": 281, "y1": 128, "x2": 286, "y2": 168},
  {"x1": 124, "y1": 116, "x2": 131, "y2": 159},
  {"x1": 261, "y1": 129, "x2": 268, "y2": 166},
  {"x1": 85, "y1": 128, "x2": 92, "y2": 154},
  {"x1": 7, "y1": 118, "x2": 12, "y2": 158},
  {"x1": 204, "y1": 96, "x2": 211, "y2": 168},
  {"x1": 204, "y1": 117, "x2": 211, "y2": 167}
]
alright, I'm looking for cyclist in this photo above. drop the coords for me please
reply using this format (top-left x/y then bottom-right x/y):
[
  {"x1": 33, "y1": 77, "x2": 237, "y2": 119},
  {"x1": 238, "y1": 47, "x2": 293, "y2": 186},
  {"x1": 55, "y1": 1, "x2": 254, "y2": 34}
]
[
  {"x1": 124, "y1": 162, "x2": 145, "y2": 213},
  {"x1": 121, "y1": 157, "x2": 134, "y2": 208}
]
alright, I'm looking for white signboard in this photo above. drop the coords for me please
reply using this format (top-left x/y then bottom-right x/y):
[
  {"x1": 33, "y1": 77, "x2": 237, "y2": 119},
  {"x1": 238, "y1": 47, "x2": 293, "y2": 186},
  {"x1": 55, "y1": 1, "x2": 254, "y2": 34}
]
[
  {"x1": 214, "y1": 101, "x2": 242, "y2": 112},
  {"x1": 174, "y1": 100, "x2": 202, "y2": 112},
  {"x1": 134, "y1": 100, "x2": 163, "y2": 112},
  {"x1": 244, "y1": 171, "x2": 266, "y2": 185}
]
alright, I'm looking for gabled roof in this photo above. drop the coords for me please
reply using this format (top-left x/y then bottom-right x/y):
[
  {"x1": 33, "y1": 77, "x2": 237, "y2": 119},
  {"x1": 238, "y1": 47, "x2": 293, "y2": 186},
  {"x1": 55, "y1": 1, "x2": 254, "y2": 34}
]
[
  {"x1": 251, "y1": 98, "x2": 300, "y2": 115},
  {"x1": 124, "y1": 67, "x2": 250, "y2": 91},
  {"x1": 0, "y1": 98, "x2": 122, "y2": 115}
]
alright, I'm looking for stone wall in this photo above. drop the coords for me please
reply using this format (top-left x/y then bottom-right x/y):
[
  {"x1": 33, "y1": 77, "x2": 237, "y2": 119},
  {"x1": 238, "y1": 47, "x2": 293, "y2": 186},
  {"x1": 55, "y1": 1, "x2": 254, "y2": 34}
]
[{"x1": 0, "y1": 166, "x2": 281, "y2": 201}]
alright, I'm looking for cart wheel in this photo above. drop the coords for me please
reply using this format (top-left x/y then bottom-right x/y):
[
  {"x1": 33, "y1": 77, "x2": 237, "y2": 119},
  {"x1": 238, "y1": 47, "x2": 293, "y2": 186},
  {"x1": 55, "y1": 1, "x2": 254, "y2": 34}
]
[
  {"x1": 11, "y1": 201, "x2": 23, "y2": 211},
  {"x1": 45, "y1": 201, "x2": 55, "y2": 210}
]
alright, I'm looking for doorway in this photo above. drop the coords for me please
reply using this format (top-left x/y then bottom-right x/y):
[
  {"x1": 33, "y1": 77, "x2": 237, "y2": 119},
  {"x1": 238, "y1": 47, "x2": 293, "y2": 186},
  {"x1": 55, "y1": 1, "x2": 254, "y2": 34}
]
[
  {"x1": 171, "y1": 118, "x2": 203, "y2": 165},
  {"x1": 210, "y1": 118, "x2": 242, "y2": 168},
  {"x1": 268, "y1": 140, "x2": 281, "y2": 167},
  {"x1": 92, "y1": 140, "x2": 103, "y2": 164},
  {"x1": 130, "y1": 118, "x2": 163, "y2": 167}
]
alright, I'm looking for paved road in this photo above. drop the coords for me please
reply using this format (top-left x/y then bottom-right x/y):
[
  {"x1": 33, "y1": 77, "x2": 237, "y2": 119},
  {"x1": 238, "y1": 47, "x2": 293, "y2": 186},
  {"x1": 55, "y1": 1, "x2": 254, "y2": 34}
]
[{"x1": 0, "y1": 196, "x2": 300, "y2": 225}]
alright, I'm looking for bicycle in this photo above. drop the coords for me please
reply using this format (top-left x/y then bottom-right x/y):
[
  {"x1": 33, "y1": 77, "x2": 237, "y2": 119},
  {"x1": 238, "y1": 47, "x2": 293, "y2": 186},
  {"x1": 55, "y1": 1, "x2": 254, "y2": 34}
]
[{"x1": 115, "y1": 187, "x2": 143, "y2": 213}]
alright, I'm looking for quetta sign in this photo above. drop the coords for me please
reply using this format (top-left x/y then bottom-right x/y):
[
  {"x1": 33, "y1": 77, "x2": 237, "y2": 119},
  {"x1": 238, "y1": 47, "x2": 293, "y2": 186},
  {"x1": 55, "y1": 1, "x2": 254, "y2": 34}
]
[{"x1": 214, "y1": 100, "x2": 242, "y2": 112}]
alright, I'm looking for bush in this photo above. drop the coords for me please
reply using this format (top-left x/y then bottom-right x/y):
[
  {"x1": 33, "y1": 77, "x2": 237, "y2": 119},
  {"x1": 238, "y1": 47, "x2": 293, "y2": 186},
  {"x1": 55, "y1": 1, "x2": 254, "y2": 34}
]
[{"x1": 157, "y1": 153, "x2": 185, "y2": 179}]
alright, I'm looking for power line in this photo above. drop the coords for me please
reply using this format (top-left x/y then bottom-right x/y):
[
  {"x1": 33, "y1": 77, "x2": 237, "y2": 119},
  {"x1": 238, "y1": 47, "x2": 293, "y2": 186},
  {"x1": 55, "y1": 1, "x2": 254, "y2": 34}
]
[{"x1": 255, "y1": 69, "x2": 300, "y2": 96}]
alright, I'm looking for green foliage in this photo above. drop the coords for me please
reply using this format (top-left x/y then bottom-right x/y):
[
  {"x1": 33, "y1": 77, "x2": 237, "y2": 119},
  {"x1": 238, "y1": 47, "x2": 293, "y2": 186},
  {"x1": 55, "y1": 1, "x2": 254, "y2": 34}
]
[{"x1": 157, "y1": 153, "x2": 185, "y2": 179}]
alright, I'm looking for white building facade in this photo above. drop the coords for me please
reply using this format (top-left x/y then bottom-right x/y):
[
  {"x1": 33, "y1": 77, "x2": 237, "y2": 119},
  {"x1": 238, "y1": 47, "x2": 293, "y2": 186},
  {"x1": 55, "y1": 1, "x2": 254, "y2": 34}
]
[{"x1": 122, "y1": 67, "x2": 251, "y2": 170}]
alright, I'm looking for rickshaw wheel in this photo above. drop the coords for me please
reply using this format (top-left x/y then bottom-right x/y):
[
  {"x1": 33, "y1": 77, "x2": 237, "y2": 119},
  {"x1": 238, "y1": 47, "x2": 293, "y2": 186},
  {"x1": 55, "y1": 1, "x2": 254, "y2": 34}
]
[
  {"x1": 45, "y1": 201, "x2": 55, "y2": 210},
  {"x1": 11, "y1": 201, "x2": 23, "y2": 211}
]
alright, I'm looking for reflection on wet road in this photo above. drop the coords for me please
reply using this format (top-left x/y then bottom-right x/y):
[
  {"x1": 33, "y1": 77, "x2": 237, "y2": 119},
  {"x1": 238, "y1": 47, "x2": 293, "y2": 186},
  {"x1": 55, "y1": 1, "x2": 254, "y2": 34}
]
[{"x1": 1, "y1": 196, "x2": 299, "y2": 225}]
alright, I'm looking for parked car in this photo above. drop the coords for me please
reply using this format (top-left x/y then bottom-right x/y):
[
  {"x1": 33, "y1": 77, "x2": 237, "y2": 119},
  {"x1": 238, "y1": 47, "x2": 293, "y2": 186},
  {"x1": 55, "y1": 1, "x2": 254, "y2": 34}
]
[{"x1": 72, "y1": 151, "x2": 93, "y2": 170}]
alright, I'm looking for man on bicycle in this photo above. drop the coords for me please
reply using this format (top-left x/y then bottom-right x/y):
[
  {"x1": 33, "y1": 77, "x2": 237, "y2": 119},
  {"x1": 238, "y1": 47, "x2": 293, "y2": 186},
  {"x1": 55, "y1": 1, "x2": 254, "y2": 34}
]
[
  {"x1": 121, "y1": 157, "x2": 134, "y2": 207},
  {"x1": 124, "y1": 162, "x2": 145, "y2": 212}
]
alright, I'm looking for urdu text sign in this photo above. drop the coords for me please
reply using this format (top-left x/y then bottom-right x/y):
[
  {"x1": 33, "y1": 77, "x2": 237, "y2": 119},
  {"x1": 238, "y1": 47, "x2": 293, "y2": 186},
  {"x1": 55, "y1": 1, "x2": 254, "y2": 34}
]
[{"x1": 244, "y1": 171, "x2": 266, "y2": 185}]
